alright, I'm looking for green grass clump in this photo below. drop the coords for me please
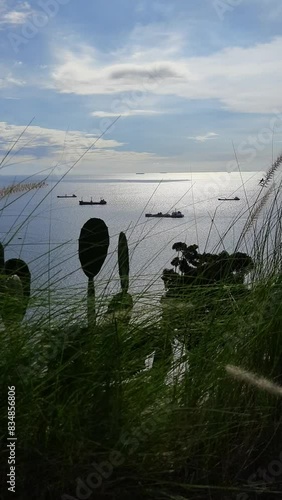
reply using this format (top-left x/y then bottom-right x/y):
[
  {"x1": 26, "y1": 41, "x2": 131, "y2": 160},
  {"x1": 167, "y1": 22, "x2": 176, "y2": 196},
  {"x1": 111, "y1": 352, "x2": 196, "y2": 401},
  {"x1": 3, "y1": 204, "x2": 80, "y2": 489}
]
[{"x1": 2, "y1": 278, "x2": 282, "y2": 499}]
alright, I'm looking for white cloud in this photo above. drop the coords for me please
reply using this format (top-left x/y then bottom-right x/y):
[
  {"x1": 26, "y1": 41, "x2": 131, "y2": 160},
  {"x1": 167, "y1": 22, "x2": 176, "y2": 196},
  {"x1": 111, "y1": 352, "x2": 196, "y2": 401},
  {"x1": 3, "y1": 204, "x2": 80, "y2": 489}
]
[
  {"x1": 188, "y1": 132, "x2": 219, "y2": 143},
  {"x1": 0, "y1": 1, "x2": 32, "y2": 25},
  {"x1": 0, "y1": 49, "x2": 26, "y2": 88},
  {"x1": 91, "y1": 109, "x2": 164, "y2": 118},
  {"x1": 0, "y1": 71, "x2": 25, "y2": 88},
  {"x1": 0, "y1": 121, "x2": 175, "y2": 174},
  {"x1": 0, "y1": 122, "x2": 123, "y2": 154},
  {"x1": 2, "y1": 96, "x2": 21, "y2": 100},
  {"x1": 1, "y1": 10, "x2": 30, "y2": 24},
  {"x1": 48, "y1": 35, "x2": 282, "y2": 114},
  {"x1": 50, "y1": 50, "x2": 183, "y2": 96}
]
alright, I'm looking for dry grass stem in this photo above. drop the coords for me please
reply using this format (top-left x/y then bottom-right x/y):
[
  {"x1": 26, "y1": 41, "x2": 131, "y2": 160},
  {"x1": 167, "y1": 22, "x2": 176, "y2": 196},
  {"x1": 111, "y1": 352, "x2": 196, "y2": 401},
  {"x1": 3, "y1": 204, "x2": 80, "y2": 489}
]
[{"x1": 226, "y1": 364, "x2": 282, "y2": 397}]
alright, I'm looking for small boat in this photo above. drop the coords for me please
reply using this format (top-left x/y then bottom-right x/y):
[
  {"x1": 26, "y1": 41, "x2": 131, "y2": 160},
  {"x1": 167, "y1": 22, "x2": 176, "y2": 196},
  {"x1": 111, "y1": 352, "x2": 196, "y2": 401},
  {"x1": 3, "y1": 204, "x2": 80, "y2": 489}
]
[
  {"x1": 218, "y1": 196, "x2": 240, "y2": 201},
  {"x1": 79, "y1": 198, "x2": 107, "y2": 206},
  {"x1": 145, "y1": 210, "x2": 184, "y2": 218},
  {"x1": 57, "y1": 194, "x2": 77, "y2": 198},
  {"x1": 136, "y1": 172, "x2": 145, "y2": 174}
]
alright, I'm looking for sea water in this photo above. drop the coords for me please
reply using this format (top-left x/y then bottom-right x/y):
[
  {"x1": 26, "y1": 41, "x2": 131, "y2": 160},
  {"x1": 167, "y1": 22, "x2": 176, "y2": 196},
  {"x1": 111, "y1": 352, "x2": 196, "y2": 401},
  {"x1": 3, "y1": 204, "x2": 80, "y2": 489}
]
[{"x1": 0, "y1": 171, "x2": 266, "y2": 320}]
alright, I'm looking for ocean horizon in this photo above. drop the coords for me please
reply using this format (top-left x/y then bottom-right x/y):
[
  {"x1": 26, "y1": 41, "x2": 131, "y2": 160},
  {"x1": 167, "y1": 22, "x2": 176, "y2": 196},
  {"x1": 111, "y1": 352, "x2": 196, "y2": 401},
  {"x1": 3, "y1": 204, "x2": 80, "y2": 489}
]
[{"x1": 0, "y1": 170, "x2": 269, "y2": 320}]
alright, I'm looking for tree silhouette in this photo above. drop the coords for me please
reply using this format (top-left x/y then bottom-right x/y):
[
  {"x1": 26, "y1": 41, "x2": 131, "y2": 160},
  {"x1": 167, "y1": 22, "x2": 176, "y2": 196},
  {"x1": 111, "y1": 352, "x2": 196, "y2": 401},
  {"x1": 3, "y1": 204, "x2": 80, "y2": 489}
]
[{"x1": 162, "y1": 243, "x2": 253, "y2": 297}]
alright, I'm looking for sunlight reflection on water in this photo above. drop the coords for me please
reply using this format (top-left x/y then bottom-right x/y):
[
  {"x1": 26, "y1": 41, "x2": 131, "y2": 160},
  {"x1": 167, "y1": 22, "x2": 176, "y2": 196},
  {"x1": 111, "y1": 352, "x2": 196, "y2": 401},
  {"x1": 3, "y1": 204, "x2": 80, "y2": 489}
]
[{"x1": 0, "y1": 172, "x2": 266, "y2": 310}]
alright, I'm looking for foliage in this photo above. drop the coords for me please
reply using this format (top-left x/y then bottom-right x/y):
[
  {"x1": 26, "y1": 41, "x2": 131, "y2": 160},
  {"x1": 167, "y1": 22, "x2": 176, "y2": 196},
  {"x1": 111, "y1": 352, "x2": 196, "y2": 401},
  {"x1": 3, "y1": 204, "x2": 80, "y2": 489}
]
[
  {"x1": 0, "y1": 248, "x2": 31, "y2": 328},
  {"x1": 162, "y1": 242, "x2": 253, "y2": 297},
  {"x1": 2, "y1": 275, "x2": 282, "y2": 499}
]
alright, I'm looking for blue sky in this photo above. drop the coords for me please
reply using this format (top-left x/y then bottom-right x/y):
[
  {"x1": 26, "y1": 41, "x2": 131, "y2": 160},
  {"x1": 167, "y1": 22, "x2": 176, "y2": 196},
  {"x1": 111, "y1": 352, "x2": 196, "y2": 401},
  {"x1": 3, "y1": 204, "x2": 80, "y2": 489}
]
[{"x1": 1, "y1": 0, "x2": 282, "y2": 174}]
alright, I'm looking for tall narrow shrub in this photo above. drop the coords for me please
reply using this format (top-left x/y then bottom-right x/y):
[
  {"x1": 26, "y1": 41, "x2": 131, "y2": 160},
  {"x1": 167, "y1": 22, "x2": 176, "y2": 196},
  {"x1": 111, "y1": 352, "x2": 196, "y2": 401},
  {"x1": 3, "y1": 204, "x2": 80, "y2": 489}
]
[
  {"x1": 118, "y1": 231, "x2": 129, "y2": 293},
  {"x1": 78, "y1": 218, "x2": 109, "y2": 327},
  {"x1": 107, "y1": 231, "x2": 133, "y2": 323}
]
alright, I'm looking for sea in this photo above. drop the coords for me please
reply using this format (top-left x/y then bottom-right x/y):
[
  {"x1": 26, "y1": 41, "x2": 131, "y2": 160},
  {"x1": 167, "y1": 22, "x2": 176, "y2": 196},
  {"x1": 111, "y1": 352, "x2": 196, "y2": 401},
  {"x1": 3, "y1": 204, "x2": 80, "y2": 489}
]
[{"x1": 0, "y1": 171, "x2": 267, "y2": 322}]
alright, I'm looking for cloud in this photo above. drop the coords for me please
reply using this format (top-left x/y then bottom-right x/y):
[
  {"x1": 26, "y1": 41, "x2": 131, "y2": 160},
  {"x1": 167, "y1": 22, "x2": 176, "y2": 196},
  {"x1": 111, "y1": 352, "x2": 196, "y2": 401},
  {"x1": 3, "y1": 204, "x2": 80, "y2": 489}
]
[
  {"x1": 2, "y1": 96, "x2": 21, "y2": 100},
  {"x1": 0, "y1": 122, "x2": 123, "y2": 156},
  {"x1": 0, "y1": 51, "x2": 25, "y2": 89},
  {"x1": 1, "y1": 10, "x2": 30, "y2": 24},
  {"x1": 48, "y1": 34, "x2": 282, "y2": 114},
  {"x1": 0, "y1": 72, "x2": 26, "y2": 88},
  {"x1": 91, "y1": 109, "x2": 164, "y2": 118},
  {"x1": 188, "y1": 132, "x2": 219, "y2": 143},
  {"x1": 0, "y1": 121, "x2": 171, "y2": 174},
  {"x1": 0, "y1": 121, "x2": 273, "y2": 175},
  {"x1": 0, "y1": 1, "x2": 32, "y2": 25},
  {"x1": 0, "y1": 121, "x2": 170, "y2": 174},
  {"x1": 50, "y1": 51, "x2": 183, "y2": 96}
]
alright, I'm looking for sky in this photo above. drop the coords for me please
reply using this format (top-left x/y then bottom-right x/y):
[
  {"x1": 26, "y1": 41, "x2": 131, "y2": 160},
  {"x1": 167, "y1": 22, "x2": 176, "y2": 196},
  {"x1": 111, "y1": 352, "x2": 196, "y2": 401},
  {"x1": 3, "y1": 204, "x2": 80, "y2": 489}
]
[{"x1": 1, "y1": 0, "x2": 282, "y2": 175}]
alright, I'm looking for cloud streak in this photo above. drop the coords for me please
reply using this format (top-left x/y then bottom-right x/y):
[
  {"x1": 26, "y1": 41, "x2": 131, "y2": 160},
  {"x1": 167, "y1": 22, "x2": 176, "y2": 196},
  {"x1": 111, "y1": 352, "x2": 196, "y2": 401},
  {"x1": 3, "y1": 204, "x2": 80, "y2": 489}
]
[
  {"x1": 91, "y1": 109, "x2": 164, "y2": 118},
  {"x1": 109, "y1": 66, "x2": 180, "y2": 81},
  {"x1": 188, "y1": 132, "x2": 219, "y2": 143},
  {"x1": 0, "y1": 69, "x2": 25, "y2": 88}
]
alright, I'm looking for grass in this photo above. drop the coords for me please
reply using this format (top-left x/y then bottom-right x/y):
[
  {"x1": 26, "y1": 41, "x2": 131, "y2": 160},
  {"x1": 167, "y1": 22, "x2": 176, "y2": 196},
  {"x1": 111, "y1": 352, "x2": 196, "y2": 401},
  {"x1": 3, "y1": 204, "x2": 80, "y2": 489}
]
[{"x1": 1, "y1": 147, "x2": 282, "y2": 498}]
